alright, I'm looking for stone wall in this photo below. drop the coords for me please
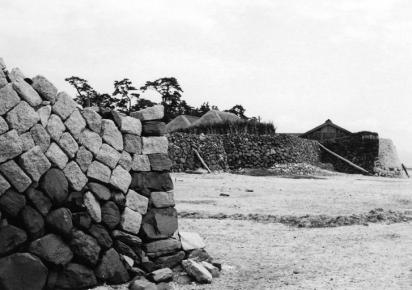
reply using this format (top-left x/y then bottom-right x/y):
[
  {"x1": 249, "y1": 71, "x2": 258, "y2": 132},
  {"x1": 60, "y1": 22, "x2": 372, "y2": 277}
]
[{"x1": 374, "y1": 138, "x2": 403, "y2": 177}]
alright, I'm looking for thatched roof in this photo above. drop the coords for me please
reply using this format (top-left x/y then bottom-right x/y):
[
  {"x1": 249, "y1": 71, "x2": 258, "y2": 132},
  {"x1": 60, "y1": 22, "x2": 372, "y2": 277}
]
[
  {"x1": 166, "y1": 115, "x2": 200, "y2": 132},
  {"x1": 191, "y1": 110, "x2": 240, "y2": 127}
]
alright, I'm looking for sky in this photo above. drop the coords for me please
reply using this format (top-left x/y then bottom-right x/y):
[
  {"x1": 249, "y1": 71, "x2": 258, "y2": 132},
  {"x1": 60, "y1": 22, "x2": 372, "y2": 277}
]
[{"x1": 1, "y1": 0, "x2": 412, "y2": 165}]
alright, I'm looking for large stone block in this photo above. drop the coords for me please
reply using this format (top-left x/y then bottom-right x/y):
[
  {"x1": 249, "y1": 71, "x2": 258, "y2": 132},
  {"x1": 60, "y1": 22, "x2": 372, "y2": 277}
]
[
  {"x1": 111, "y1": 229, "x2": 142, "y2": 249},
  {"x1": 6, "y1": 101, "x2": 40, "y2": 134},
  {"x1": 0, "y1": 225, "x2": 27, "y2": 256},
  {"x1": 82, "y1": 107, "x2": 102, "y2": 134},
  {"x1": 179, "y1": 232, "x2": 206, "y2": 251},
  {"x1": 154, "y1": 251, "x2": 185, "y2": 268},
  {"x1": 0, "y1": 173, "x2": 11, "y2": 195},
  {"x1": 31, "y1": 75, "x2": 58, "y2": 103},
  {"x1": 12, "y1": 77, "x2": 42, "y2": 106},
  {"x1": 88, "y1": 224, "x2": 112, "y2": 249},
  {"x1": 70, "y1": 230, "x2": 101, "y2": 266},
  {"x1": 95, "y1": 248, "x2": 129, "y2": 284},
  {"x1": 0, "y1": 116, "x2": 8, "y2": 134},
  {"x1": 148, "y1": 153, "x2": 172, "y2": 171},
  {"x1": 76, "y1": 146, "x2": 93, "y2": 172},
  {"x1": 79, "y1": 129, "x2": 102, "y2": 155},
  {"x1": 29, "y1": 233, "x2": 73, "y2": 265},
  {"x1": 0, "y1": 84, "x2": 20, "y2": 116},
  {"x1": 40, "y1": 168, "x2": 69, "y2": 205},
  {"x1": 46, "y1": 114, "x2": 65, "y2": 141},
  {"x1": 113, "y1": 111, "x2": 142, "y2": 135},
  {"x1": 101, "y1": 201, "x2": 120, "y2": 230},
  {"x1": 64, "y1": 109, "x2": 86, "y2": 140},
  {"x1": 84, "y1": 191, "x2": 101, "y2": 223},
  {"x1": 20, "y1": 205, "x2": 45, "y2": 239},
  {"x1": 58, "y1": 132, "x2": 78, "y2": 158},
  {"x1": 37, "y1": 105, "x2": 51, "y2": 127},
  {"x1": 45, "y1": 142, "x2": 68, "y2": 170},
  {"x1": 124, "y1": 134, "x2": 142, "y2": 154},
  {"x1": 19, "y1": 146, "x2": 51, "y2": 182},
  {"x1": 63, "y1": 161, "x2": 87, "y2": 191},
  {"x1": 144, "y1": 239, "x2": 182, "y2": 258},
  {"x1": 30, "y1": 124, "x2": 50, "y2": 152},
  {"x1": 150, "y1": 191, "x2": 175, "y2": 208},
  {"x1": 96, "y1": 143, "x2": 121, "y2": 169},
  {"x1": 19, "y1": 132, "x2": 35, "y2": 152},
  {"x1": 142, "y1": 136, "x2": 168, "y2": 155},
  {"x1": 142, "y1": 121, "x2": 166, "y2": 136},
  {"x1": 131, "y1": 154, "x2": 151, "y2": 172},
  {"x1": 0, "y1": 130, "x2": 23, "y2": 163},
  {"x1": 182, "y1": 259, "x2": 212, "y2": 284},
  {"x1": 126, "y1": 189, "x2": 148, "y2": 214},
  {"x1": 0, "y1": 160, "x2": 31, "y2": 193},
  {"x1": 88, "y1": 182, "x2": 111, "y2": 201},
  {"x1": 87, "y1": 161, "x2": 111, "y2": 183},
  {"x1": 141, "y1": 207, "x2": 178, "y2": 240},
  {"x1": 118, "y1": 151, "x2": 132, "y2": 171},
  {"x1": 0, "y1": 68, "x2": 7, "y2": 89},
  {"x1": 53, "y1": 263, "x2": 97, "y2": 289},
  {"x1": 131, "y1": 105, "x2": 164, "y2": 121},
  {"x1": 46, "y1": 208, "x2": 73, "y2": 236},
  {"x1": 110, "y1": 165, "x2": 131, "y2": 193},
  {"x1": 52, "y1": 91, "x2": 77, "y2": 120},
  {"x1": 102, "y1": 119, "x2": 123, "y2": 150},
  {"x1": 130, "y1": 172, "x2": 173, "y2": 196},
  {"x1": 8, "y1": 68, "x2": 26, "y2": 82},
  {"x1": 0, "y1": 189, "x2": 26, "y2": 217},
  {"x1": 24, "y1": 187, "x2": 52, "y2": 216},
  {"x1": 121, "y1": 207, "x2": 142, "y2": 235}
]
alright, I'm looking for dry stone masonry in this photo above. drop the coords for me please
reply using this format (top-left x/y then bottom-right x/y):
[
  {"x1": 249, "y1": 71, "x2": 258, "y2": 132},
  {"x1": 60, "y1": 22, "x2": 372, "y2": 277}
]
[{"x1": 0, "y1": 59, "x2": 220, "y2": 290}]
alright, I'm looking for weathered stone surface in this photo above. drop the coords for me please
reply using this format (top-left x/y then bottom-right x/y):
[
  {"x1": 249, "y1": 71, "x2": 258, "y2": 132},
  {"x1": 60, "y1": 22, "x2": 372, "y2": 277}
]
[
  {"x1": 0, "y1": 69, "x2": 7, "y2": 89},
  {"x1": 201, "y1": 261, "x2": 220, "y2": 278},
  {"x1": 181, "y1": 259, "x2": 212, "y2": 284},
  {"x1": 70, "y1": 230, "x2": 101, "y2": 266},
  {"x1": 0, "y1": 253, "x2": 48, "y2": 290},
  {"x1": 37, "y1": 105, "x2": 51, "y2": 127},
  {"x1": 144, "y1": 239, "x2": 182, "y2": 258},
  {"x1": 121, "y1": 207, "x2": 142, "y2": 235},
  {"x1": 58, "y1": 132, "x2": 78, "y2": 158},
  {"x1": 79, "y1": 129, "x2": 102, "y2": 155},
  {"x1": 113, "y1": 191, "x2": 126, "y2": 209},
  {"x1": 130, "y1": 172, "x2": 173, "y2": 197},
  {"x1": 45, "y1": 142, "x2": 68, "y2": 169},
  {"x1": 142, "y1": 136, "x2": 168, "y2": 155},
  {"x1": 82, "y1": 107, "x2": 102, "y2": 134},
  {"x1": 29, "y1": 233, "x2": 73, "y2": 265},
  {"x1": 131, "y1": 105, "x2": 164, "y2": 121},
  {"x1": 12, "y1": 77, "x2": 42, "y2": 106},
  {"x1": 84, "y1": 191, "x2": 101, "y2": 223},
  {"x1": 154, "y1": 251, "x2": 185, "y2": 268},
  {"x1": 126, "y1": 189, "x2": 148, "y2": 214},
  {"x1": 112, "y1": 229, "x2": 142, "y2": 248},
  {"x1": 19, "y1": 146, "x2": 51, "y2": 182},
  {"x1": 150, "y1": 268, "x2": 173, "y2": 283},
  {"x1": 0, "y1": 161, "x2": 31, "y2": 193},
  {"x1": 142, "y1": 121, "x2": 166, "y2": 136},
  {"x1": 8, "y1": 68, "x2": 26, "y2": 82},
  {"x1": 132, "y1": 154, "x2": 151, "y2": 172},
  {"x1": 63, "y1": 161, "x2": 87, "y2": 191},
  {"x1": 114, "y1": 241, "x2": 139, "y2": 265},
  {"x1": 40, "y1": 168, "x2": 69, "y2": 205},
  {"x1": 46, "y1": 208, "x2": 73, "y2": 236},
  {"x1": 72, "y1": 211, "x2": 92, "y2": 230},
  {"x1": 88, "y1": 224, "x2": 112, "y2": 249},
  {"x1": 148, "y1": 154, "x2": 172, "y2": 171},
  {"x1": 118, "y1": 151, "x2": 132, "y2": 171},
  {"x1": 46, "y1": 114, "x2": 65, "y2": 141},
  {"x1": 110, "y1": 165, "x2": 131, "y2": 193},
  {"x1": 0, "y1": 174, "x2": 10, "y2": 195},
  {"x1": 76, "y1": 146, "x2": 93, "y2": 172},
  {"x1": 141, "y1": 207, "x2": 178, "y2": 240},
  {"x1": 96, "y1": 143, "x2": 121, "y2": 169},
  {"x1": 30, "y1": 124, "x2": 50, "y2": 152},
  {"x1": 31, "y1": 75, "x2": 57, "y2": 103},
  {"x1": 95, "y1": 248, "x2": 130, "y2": 284},
  {"x1": 180, "y1": 232, "x2": 206, "y2": 251},
  {"x1": 129, "y1": 278, "x2": 157, "y2": 290},
  {"x1": 87, "y1": 161, "x2": 111, "y2": 183},
  {"x1": 113, "y1": 111, "x2": 142, "y2": 135},
  {"x1": 0, "y1": 84, "x2": 20, "y2": 116},
  {"x1": 25, "y1": 187, "x2": 52, "y2": 216},
  {"x1": 0, "y1": 225, "x2": 27, "y2": 255},
  {"x1": 6, "y1": 101, "x2": 39, "y2": 134},
  {"x1": 54, "y1": 263, "x2": 97, "y2": 290},
  {"x1": 101, "y1": 201, "x2": 120, "y2": 229},
  {"x1": 102, "y1": 119, "x2": 123, "y2": 150},
  {"x1": 0, "y1": 130, "x2": 22, "y2": 163},
  {"x1": 0, "y1": 116, "x2": 8, "y2": 134},
  {"x1": 124, "y1": 134, "x2": 142, "y2": 154},
  {"x1": 150, "y1": 191, "x2": 175, "y2": 208},
  {"x1": 19, "y1": 132, "x2": 35, "y2": 152},
  {"x1": 20, "y1": 205, "x2": 45, "y2": 239},
  {"x1": 64, "y1": 109, "x2": 86, "y2": 140},
  {"x1": 88, "y1": 182, "x2": 111, "y2": 200},
  {"x1": 0, "y1": 189, "x2": 26, "y2": 217},
  {"x1": 52, "y1": 91, "x2": 77, "y2": 120},
  {"x1": 187, "y1": 248, "x2": 213, "y2": 263}
]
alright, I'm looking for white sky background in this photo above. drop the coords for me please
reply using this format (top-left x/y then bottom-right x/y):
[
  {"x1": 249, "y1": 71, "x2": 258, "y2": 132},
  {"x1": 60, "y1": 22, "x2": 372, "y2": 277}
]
[{"x1": 2, "y1": 0, "x2": 412, "y2": 165}]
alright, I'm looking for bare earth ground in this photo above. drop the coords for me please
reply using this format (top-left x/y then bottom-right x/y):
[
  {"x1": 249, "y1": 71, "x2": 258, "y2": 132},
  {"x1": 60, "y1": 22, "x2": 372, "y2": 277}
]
[{"x1": 172, "y1": 172, "x2": 412, "y2": 290}]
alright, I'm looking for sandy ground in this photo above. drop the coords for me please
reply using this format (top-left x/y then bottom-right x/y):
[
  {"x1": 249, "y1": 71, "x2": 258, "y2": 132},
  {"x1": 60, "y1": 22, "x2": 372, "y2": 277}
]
[{"x1": 172, "y1": 173, "x2": 412, "y2": 290}]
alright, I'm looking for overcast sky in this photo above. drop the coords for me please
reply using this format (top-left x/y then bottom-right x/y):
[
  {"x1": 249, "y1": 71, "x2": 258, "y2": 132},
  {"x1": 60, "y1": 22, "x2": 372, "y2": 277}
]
[{"x1": 2, "y1": 0, "x2": 412, "y2": 165}]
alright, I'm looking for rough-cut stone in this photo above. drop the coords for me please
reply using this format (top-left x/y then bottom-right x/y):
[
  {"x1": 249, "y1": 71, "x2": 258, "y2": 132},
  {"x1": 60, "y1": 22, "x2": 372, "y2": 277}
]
[
  {"x1": 95, "y1": 248, "x2": 130, "y2": 284},
  {"x1": 0, "y1": 130, "x2": 23, "y2": 163},
  {"x1": 30, "y1": 124, "x2": 50, "y2": 152},
  {"x1": 0, "y1": 69, "x2": 7, "y2": 89},
  {"x1": 113, "y1": 192, "x2": 126, "y2": 209},
  {"x1": 0, "y1": 174, "x2": 10, "y2": 195},
  {"x1": 131, "y1": 105, "x2": 164, "y2": 121},
  {"x1": 142, "y1": 121, "x2": 166, "y2": 136},
  {"x1": 118, "y1": 151, "x2": 132, "y2": 171},
  {"x1": 187, "y1": 248, "x2": 213, "y2": 263},
  {"x1": 110, "y1": 165, "x2": 131, "y2": 193},
  {"x1": 88, "y1": 182, "x2": 111, "y2": 200},
  {"x1": 76, "y1": 146, "x2": 93, "y2": 172},
  {"x1": 82, "y1": 107, "x2": 102, "y2": 134},
  {"x1": 29, "y1": 233, "x2": 73, "y2": 265},
  {"x1": 19, "y1": 146, "x2": 51, "y2": 182},
  {"x1": 124, "y1": 134, "x2": 142, "y2": 154},
  {"x1": 0, "y1": 225, "x2": 27, "y2": 255},
  {"x1": 180, "y1": 232, "x2": 206, "y2": 251},
  {"x1": 31, "y1": 75, "x2": 57, "y2": 103},
  {"x1": 46, "y1": 114, "x2": 65, "y2": 141},
  {"x1": 19, "y1": 132, "x2": 35, "y2": 152},
  {"x1": 8, "y1": 68, "x2": 26, "y2": 82},
  {"x1": 126, "y1": 189, "x2": 149, "y2": 214},
  {"x1": 144, "y1": 239, "x2": 182, "y2": 258},
  {"x1": 0, "y1": 161, "x2": 31, "y2": 193},
  {"x1": 101, "y1": 201, "x2": 120, "y2": 229},
  {"x1": 88, "y1": 224, "x2": 112, "y2": 249},
  {"x1": 182, "y1": 259, "x2": 212, "y2": 284},
  {"x1": 0, "y1": 253, "x2": 48, "y2": 290},
  {"x1": 121, "y1": 207, "x2": 142, "y2": 235},
  {"x1": 6, "y1": 101, "x2": 39, "y2": 134},
  {"x1": 52, "y1": 91, "x2": 77, "y2": 120},
  {"x1": 72, "y1": 211, "x2": 92, "y2": 230},
  {"x1": 96, "y1": 143, "x2": 121, "y2": 169},
  {"x1": 63, "y1": 161, "x2": 87, "y2": 191},
  {"x1": 0, "y1": 84, "x2": 20, "y2": 116},
  {"x1": 129, "y1": 278, "x2": 157, "y2": 290},
  {"x1": 141, "y1": 207, "x2": 178, "y2": 240},
  {"x1": 154, "y1": 251, "x2": 185, "y2": 268},
  {"x1": 112, "y1": 230, "x2": 142, "y2": 248},
  {"x1": 46, "y1": 207, "x2": 73, "y2": 236},
  {"x1": 12, "y1": 77, "x2": 42, "y2": 106},
  {"x1": 40, "y1": 168, "x2": 68, "y2": 205},
  {"x1": 150, "y1": 191, "x2": 175, "y2": 208},
  {"x1": 130, "y1": 172, "x2": 173, "y2": 197},
  {"x1": 201, "y1": 261, "x2": 220, "y2": 278},
  {"x1": 0, "y1": 116, "x2": 8, "y2": 134},
  {"x1": 20, "y1": 205, "x2": 45, "y2": 238},
  {"x1": 102, "y1": 119, "x2": 123, "y2": 150},
  {"x1": 84, "y1": 191, "x2": 101, "y2": 223},
  {"x1": 113, "y1": 111, "x2": 142, "y2": 135},
  {"x1": 114, "y1": 240, "x2": 139, "y2": 264},
  {"x1": 54, "y1": 263, "x2": 97, "y2": 290},
  {"x1": 148, "y1": 153, "x2": 172, "y2": 171},
  {"x1": 0, "y1": 189, "x2": 26, "y2": 217},
  {"x1": 45, "y1": 142, "x2": 68, "y2": 169},
  {"x1": 150, "y1": 268, "x2": 173, "y2": 283},
  {"x1": 58, "y1": 132, "x2": 78, "y2": 158},
  {"x1": 79, "y1": 129, "x2": 102, "y2": 155},
  {"x1": 64, "y1": 109, "x2": 86, "y2": 139},
  {"x1": 142, "y1": 136, "x2": 168, "y2": 155},
  {"x1": 25, "y1": 187, "x2": 52, "y2": 216},
  {"x1": 87, "y1": 161, "x2": 111, "y2": 183},
  {"x1": 70, "y1": 230, "x2": 101, "y2": 266},
  {"x1": 132, "y1": 154, "x2": 151, "y2": 172},
  {"x1": 37, "y1": 105, "x2": 51, "y2": 127}
]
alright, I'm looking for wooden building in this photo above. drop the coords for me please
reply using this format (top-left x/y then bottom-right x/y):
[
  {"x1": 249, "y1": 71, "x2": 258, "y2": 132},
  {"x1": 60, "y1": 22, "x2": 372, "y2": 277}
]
[{"x1": 300, "y1": 119, "x2": 352, "y2": 142}]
